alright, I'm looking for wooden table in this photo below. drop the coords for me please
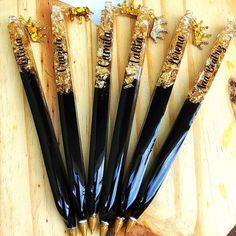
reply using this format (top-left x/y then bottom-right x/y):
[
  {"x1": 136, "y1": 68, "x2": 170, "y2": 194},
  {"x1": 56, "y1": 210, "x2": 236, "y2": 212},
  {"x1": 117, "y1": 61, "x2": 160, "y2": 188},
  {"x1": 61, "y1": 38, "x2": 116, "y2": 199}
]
[{"x1": 1, "y1": 0, "x2": 236, "y2": 235}]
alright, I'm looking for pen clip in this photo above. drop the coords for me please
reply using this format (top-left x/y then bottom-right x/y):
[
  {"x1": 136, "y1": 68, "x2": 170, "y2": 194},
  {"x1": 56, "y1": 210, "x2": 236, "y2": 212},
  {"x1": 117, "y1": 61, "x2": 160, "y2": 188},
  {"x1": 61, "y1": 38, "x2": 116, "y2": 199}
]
[{"x1": 191, "y1": 18, "x2": 211, "y2": 49}]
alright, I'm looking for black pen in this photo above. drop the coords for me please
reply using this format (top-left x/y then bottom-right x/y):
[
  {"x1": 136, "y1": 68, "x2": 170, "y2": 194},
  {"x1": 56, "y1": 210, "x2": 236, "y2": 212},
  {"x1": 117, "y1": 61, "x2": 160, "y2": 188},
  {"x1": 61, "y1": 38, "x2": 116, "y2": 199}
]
[
  {"x1": 86, "y1": 2, "x2": 114, "y2": 233},
  {"x1": 51, "y1": 6, "x2": 88, "y2": 236},
  {"x1": 125, "y1": 21, "x2": 236, "y2": 232},
  {"x1": 8, "y1": 16, "x2": 76, "y2": 235},
  {"x1": 114, "y1": 11, "x2": 211, "y2": 233},
  {"x1": 99, "y1": 3, "x2": 167, "y2": 236}
]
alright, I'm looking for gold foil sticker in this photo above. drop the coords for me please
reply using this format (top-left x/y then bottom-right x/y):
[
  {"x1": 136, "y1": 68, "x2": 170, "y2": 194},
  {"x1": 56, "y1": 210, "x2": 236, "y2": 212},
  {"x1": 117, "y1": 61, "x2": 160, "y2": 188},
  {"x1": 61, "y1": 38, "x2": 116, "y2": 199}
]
[
  {"x1": 123, "y1": 8, "x2": 150, "y2": 89},
  {"x1": 8, "y1": 16, "x2": 37, "y2": 73},
  {"x1": 51, "y1": 5, "x2": 72, "y2": 94},
  {"x1": 95, "y1": 1, "x2": 114, "y2": 89},
  {"x1": 157, "y1": 11, "x2": 211, "y2": 88},
  {"x1": 189, "y1": 21, "x2": 236, "y2": 104}
]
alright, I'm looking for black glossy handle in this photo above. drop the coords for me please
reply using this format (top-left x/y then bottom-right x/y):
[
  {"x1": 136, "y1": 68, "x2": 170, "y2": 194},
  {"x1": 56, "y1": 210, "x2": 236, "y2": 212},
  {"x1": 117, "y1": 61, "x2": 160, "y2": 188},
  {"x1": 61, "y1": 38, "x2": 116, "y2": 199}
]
[
  {"x1": 87, "y1": 84, "x2": 110, "y2": 216},
  {"x1": 58, "y1": 92, "x2": 87, "y2": 221},
  {"x1": 131, "y1": 99, "x2": 201, "y2": 219},
  {"x1": 100, "y1": 79, "x2": 138, "y2": 224},
  {"x1": 118, "y1": 85, "x2": 173, "y2": 217},
  {"x1": 20, "y1": 68, "x2": 76, "y2": 228}
]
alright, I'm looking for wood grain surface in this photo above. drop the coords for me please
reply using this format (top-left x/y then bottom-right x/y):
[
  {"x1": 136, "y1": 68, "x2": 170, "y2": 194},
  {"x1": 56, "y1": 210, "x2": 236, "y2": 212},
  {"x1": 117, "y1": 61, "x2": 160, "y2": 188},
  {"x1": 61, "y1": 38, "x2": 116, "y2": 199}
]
[{"x1": 1, "y1": 0, "x2": 236, "y2": 235}]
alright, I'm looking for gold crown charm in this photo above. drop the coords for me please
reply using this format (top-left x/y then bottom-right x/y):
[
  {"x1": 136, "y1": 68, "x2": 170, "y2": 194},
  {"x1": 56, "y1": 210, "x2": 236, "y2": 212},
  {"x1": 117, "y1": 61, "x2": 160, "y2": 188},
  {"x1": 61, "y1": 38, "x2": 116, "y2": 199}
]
[
  {"x1": 116, "y1": 1, "x2": 142, "y2": 17},
  {"x1": 116, "y1": 1, "x2": 168, "y2": 43},
  {"x1": 192, "y1": 19, "x2": 211, "y2": 49},
  {"x1": 150, "y1": 16, "x2": 168, "y2": 42},
  {"x1": 19, "y1": 16, "x2": 46, "y2": 42},
  {"x1": 63, "y1": 7, "x2": 93, "y2": 22}
]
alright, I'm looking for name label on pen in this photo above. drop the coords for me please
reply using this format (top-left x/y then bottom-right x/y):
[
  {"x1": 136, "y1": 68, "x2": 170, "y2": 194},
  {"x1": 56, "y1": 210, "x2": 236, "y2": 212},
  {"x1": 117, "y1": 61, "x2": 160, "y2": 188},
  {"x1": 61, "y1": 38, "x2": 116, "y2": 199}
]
[
  {"x1": 168, "y1": 35, "x2": 186, "y2": 66},
  {"x1": 123, "y1": 35, "x2": 146, "y2": 89},
  {"x1": 197, "y1": 44, "x2": 226, "y2": 90},
  {"x1": 95, "y1": 29, "x2": 113, "y2": 89},
  {"x1": 15, "y1": 38, "x2": 28, "y2": 66},
  {"x1": 129, "y1": 37, "x2": 145, "y2": 64},
  {"x1": 97, "y1": 32, "x2": 112, "y2": 68},
  {"x1": 54, "y1": 38, "x2": 68, "y2": 73}
]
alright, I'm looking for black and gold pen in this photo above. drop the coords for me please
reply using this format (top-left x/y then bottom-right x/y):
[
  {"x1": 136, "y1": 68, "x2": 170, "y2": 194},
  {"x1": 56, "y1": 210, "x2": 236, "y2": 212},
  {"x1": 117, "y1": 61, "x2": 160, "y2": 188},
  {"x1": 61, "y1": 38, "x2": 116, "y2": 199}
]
[
  {"x1": 99, "y1": 3, "x2": 167, "y2": 235},
  {"x1": 86, "y1": 2, "x2": 115, "y2": 233},
  {"x1": 114, "y1": 11, "x2": 211, "y2": 233},
  {"x1": 8, "y1": 16, "x2": 76, "y2": 234},
  {"x1": 125, "y1": 21, "x2": 236, "y2": 232},
  {"x1": 51, "y1": 6, "x2": 88, "y2": 235}
]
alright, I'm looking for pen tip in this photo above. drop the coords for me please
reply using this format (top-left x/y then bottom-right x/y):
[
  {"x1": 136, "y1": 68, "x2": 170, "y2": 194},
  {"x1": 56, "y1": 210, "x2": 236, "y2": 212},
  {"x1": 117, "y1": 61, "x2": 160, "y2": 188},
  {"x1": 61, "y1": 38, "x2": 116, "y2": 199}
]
[
  {"x1": 126, "y1": 217, "x2": 137, "y2": 234},
  {"x1": 68, "y1": 228, "x2": 76, "y2": 236},
  {"x1": 88, "y1": 214, "x2": 98, "y2": 233},
  {"x1": 100, "y1": 222, "x2": 109, "y2": 236},
  {"x1": 78, "y1": 221, "x2": 88, "y2": 236},
  {"x1": 114, "y1": 217, "x2": 124, "y2": 235}
]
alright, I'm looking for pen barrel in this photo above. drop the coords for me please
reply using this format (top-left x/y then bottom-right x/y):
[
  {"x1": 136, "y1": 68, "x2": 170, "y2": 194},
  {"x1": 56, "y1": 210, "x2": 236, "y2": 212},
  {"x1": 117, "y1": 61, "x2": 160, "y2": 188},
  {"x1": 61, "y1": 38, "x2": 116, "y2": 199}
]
[
  {"x1": 100, "y1": 79, "x2": 139, "y2": 224},
  {"x1": 58, "y1": 92, "x2": 87, "y2": 221},
  {"x1": 87, "y1": 85, "x2": 110, "y2": 215},
  {"x1": 99, "y1": 7, "x2": 152, "y2": 224},
  {"x1": 131, "y1": 99, "x2": 201, "y2": 219},
  {"x1": 119, "y1": 85, "x2": 173, "y2": 217},
  {"x1": 20, "y1": 69, "x2": 76, "y2": 228}
]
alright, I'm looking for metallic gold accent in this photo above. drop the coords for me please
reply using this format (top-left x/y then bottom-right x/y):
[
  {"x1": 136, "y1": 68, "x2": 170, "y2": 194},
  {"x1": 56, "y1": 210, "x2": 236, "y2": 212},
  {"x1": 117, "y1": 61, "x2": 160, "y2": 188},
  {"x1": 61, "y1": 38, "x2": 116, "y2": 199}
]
[
  {"x1": 100, "y1": 221, "x2": 109, "y2": 236},
  {"x1": 95, "y1": 1, "x2": 114, "y2": 89},
  {"x1": 8, "y1": 16, "x2": 36, "y2": 72},
  {"x1": 68, "y1": 228, "x2": 76, "y2": 236},
  {"x1": 51, "y1": 5, "x2": 72, "y2": 94},
  {"x1": 63, "y1": 6, "x2": 93, "y2": 22},
  {"x1": 18, "y1": 16, "x2": 46, "y2": 42},
  {"x1": 114, "y1": 217, "x2": 124, "y2": 235},
  {"x1": 189, "y1": 21, "x2": 236, "y2": 103},
  {"x1": 126, "y1": 217, "x2": 137, "y2": 233},
  {"x1": 157, "y1": 10, "x2": 211, "y2": 88},
  {"x1": 123, "y1": 8, "x2": 150, "y2": 89},
  {"x1": 78, "y1": 221, "x2": 88, "y2": 236},
  {"x1": 88, "y1": 214, "x2": 97, "y2": 234}
]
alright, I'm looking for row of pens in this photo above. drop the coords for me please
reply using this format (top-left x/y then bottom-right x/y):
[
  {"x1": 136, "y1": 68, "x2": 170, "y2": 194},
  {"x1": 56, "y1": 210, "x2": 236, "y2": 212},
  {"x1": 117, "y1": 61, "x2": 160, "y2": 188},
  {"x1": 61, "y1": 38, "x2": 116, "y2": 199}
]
[{"x1": 8, "y1": 1, "x2": 236, "y2": 236}]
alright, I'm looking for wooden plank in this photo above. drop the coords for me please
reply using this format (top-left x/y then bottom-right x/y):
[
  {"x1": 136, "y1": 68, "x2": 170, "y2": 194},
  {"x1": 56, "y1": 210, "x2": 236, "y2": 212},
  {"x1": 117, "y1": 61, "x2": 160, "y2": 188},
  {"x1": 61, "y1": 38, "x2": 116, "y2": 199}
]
[{"x1": 0, "y1": 0, "x2": 236, "y2": 235}]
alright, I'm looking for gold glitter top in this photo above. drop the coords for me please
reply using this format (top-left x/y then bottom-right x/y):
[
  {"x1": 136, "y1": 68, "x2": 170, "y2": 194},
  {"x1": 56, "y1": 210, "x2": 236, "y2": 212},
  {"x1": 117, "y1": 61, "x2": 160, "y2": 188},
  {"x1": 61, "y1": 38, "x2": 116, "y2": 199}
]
[
  {"x1": 123, "y1": 8, "x2": 151, "y2": 89},
  {"x1": 157, "y1": 10, "x2": 211, "y2": 88},
  {"x1": 8, "y1": 16, "x2": 37, "y2": 73},
  {"x1": 95, "y1": 1, "x2": 114, "y2": 89},
  {"x1": 189, "y1": 21, "x2": 236, "y2": 104},
  {"x1": 51, "y1": 5, "x2": 72, "y2": 94}
]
